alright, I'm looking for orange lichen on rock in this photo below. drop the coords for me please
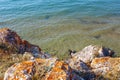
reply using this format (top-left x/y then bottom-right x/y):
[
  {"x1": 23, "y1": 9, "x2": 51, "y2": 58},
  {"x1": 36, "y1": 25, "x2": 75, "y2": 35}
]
[
  {"x1": 4, "y1": 58, "x2": 57, "y2": 80},
  {"x1": 4, "y1": 57, "x2": 82, "y2": 80},
  {"x1": 91, "y1": 57, "x2": 120, "y2": 68},
  {"x1": 4, "y1": 60, "x2": 35, "y2": 80},
  {"x1": 44, "y1": 61, "x2": 70, "y2": 80},
  {"x1": 91, "y1": 57, "x2": 109, "y2": 68},
  {"x1": 91, "y1": 57, "x2": 120, "y2": 79}
]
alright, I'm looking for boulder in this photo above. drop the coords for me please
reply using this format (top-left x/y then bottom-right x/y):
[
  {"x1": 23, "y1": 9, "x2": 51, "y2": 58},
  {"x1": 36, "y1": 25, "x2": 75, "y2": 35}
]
[
  {"x1": 3, "y1": 44, "x2": 119, "y2": 80},
  {"x1": 0, "y1": 28, "x2": 50, "y2": 58},
  {"x1": 4, "y1": 57, "x2": 84, "y2": 80},
  {"x1": 70, "y1": 45, "x2": 115, "y2": 64},
  {"x1": 4, "y1": 58, "x2": 57, "y2": 80},
  {"x1": 4, "y1": 60, "x2": 36, "y2": 80},
  {"x1": 68, "y1": 45, "x2": 115, "y2": 79}
]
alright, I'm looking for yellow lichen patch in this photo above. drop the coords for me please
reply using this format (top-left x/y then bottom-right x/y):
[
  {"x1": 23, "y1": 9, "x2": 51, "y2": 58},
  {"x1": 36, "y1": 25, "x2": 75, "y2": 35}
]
[
  {"x1": 44, "y1": 61, "x2": 69, "y2": 80},
  {"x1": 5, "y1": 61, "x2": 35, "y2": 80}
]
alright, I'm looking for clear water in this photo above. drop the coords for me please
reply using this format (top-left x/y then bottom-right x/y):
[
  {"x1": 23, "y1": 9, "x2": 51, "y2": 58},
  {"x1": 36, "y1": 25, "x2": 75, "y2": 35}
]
[
  {"x1": 0, "y1": 0, "x2": 120, "y2": 27},
  {"x1": 0, "y1": 0, "x2": 120, "y2": 56}
]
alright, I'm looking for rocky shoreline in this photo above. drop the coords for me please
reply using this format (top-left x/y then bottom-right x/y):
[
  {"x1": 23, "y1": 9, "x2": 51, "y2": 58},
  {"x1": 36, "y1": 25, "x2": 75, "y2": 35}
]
[{"x1": 0, "y1": 28, "x2": 120, "y2": 80}]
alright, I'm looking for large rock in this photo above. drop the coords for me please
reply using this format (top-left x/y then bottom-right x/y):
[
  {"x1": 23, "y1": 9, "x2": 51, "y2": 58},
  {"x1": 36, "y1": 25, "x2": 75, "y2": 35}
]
[
  {"x1": 70, "y1": 45, "x2": 114, "y2": 64},
  {"x1": 4, "y1": 58, "x2": 57, "y2": 80},
  {"x1": 0, "y1": 28, "x2": 50, "y2": 58},
  {"x1": 91, "y1": 57, "x2": 120, "y2": 79},
  {"x1": 69, "y1": 45, "x2": 115, "y2": 71},
  {"x1": 68, "y1": 45, "x2": 115, "y2": 79},
  {"x1": 4, "y1": 60, "x2": 36, "y2": 80},
  {"x1": 3, "y1": 44, "x2": 119, "y2": 80},
  {"x1": 4, "y1": 58, "x2": 84, "y2": 80}
]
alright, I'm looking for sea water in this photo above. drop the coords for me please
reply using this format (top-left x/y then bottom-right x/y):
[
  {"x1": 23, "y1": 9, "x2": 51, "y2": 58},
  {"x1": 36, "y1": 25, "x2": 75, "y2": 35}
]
[{"x1": 0, "y1": 0, "x2": 120, "y2": 27}]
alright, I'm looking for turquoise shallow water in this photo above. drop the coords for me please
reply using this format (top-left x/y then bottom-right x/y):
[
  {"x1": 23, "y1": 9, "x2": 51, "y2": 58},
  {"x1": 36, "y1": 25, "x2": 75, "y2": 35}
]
[
  {"x1": 0, "y1": 0, "x2": 120, "y2": 57},
  {"x1": 0, "y1": 0, "x2": 120, "y2": 27}
]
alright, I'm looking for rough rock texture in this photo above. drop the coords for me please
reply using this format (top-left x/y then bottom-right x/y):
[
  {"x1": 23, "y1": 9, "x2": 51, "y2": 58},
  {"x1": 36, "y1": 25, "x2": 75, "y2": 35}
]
[
  {"x1": 4, "y1": 58, "x2": 57, "y2": 80},
  {"x1": 0, "y1": 28, "x2": 49, "y2": 58},
  {"x1": 44, "y1": 61, "x2": 84, "y2": 80},
  {"x1": 70, "y1": 45, "x2": 114, "y2": 64},
  {"x1": 68, "y1": 45, "x2": 115, "y2": 71},
  {"x1": 4, "y1": 58, "x2": 84, "y2": 80},
  {"x1": 69, "y1": 59, "x2": 90, "y2": 72},
  {"x1": 4, "y1": 44, "x2": 120, "y2": 80},
  {"x1": 44, "y1": 61, "x2": 70, "y2": 80},
  {"x1": 4, "y1": 60, "x2": 35, "y2": 80},
  {"x1": 68, "y1": 45, "x2": 116, "y2": 80},
  {"x1": 91, "y1": 57, "x2": 120, "y2": 79}
]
